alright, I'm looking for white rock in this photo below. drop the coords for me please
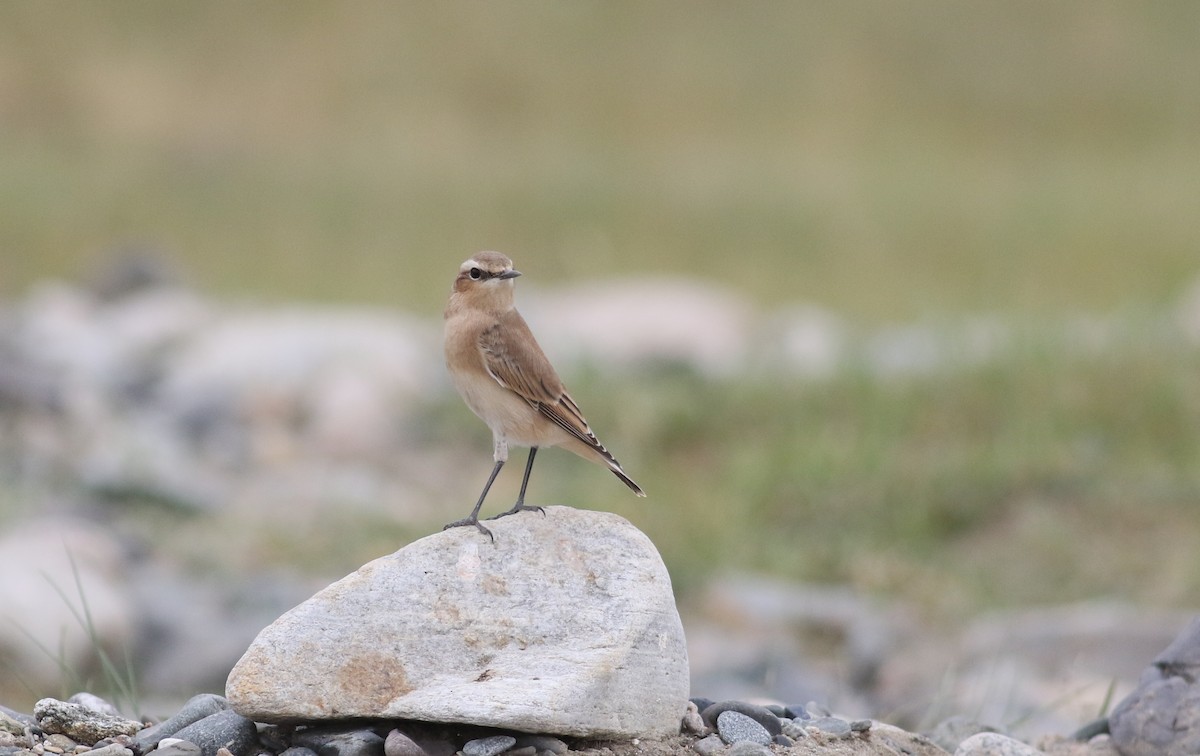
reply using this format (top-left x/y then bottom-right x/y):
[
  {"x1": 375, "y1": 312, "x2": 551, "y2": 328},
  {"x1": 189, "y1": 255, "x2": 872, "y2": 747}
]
[{"x1": 226, "y1": 506, "x2": 689, "y2": 738}]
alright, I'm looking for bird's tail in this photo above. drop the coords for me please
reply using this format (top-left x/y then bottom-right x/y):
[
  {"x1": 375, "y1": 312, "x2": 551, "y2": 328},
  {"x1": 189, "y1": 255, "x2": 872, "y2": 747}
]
[{"x1": 609, "y1": 463, "x2": 646, "y2": 497}]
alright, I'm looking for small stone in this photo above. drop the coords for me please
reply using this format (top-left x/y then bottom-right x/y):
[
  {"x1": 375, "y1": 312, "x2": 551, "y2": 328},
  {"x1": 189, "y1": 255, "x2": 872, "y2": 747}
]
[
  {"x1": 155, "y1": 739, "x2": 203, "y2": 756},
  {"x1": 77, "y1": 747, "x2": 131, "y2": 756},
  {"x1": 701, "y1": 702, "x2": 781, "y2": 736},
  {"x1": 953, "y1": 732, "x2": 1042, "y2": 756},
  {"x1": 292, "y1": 728, "x2": 384, "y2": 756},
  {"x1": 780, "y1": 721, "x2": 808, "y2": 741},
  {"x1": 692, "y1": 734, "x2": 724, "y2": 756},
  {"x1": 461, "y1": 737, "x2": 515, "y2": 756},
  {"x1": 783, "y1": 705, "x2": 808, "y2": 721},
  {"x1": 689, "y1": 698, "x2": 716, "y2": 715},
  {"x1": 171, "y1": 711, "x2": 257, "y2": 756},
  {"x1": 279, "y1": 749, "x2": 320, "y2": 756},
  {"x1": 771, "y1": 734, "x2": 793, "y2": 747},
  {"x1": 681, "y1": 702, "x2": 706, "y2": 736},
  {"x1": 1085, "y1": 734, "x2": 1120, "y2": 756},
  {"x1": 716, "y1": 712, "x2": 771, "y2": 746},
  {"x1": 511, "y1": 737, "x2": 565, "y2": 755},
  {"x1": 134, "y1": 695, "x2": 230, "y2": 752},
  {"x1": 806, "y1": 717, "x2": 851, "y2": 737},
  {"x1": 1, "y1": 708, "x2": 33, "y2": 736},
  {"x1": 850, "y1": 719, "x2": 872, "y2": 733},
  {"x1": 727, "y1": 742, "x2": 770, "y2": 756},
  {"x1": 930, "y1": 716, "x2": 1003, "y2": 753},
  {"x1": 44, "y1": 737, "x2": 76, "y2": 752},
  {"x1": 215, "y1": 748, "x2": 235, "y2": 756},
  {"x1": 33, "y1": 700, "x2": 142, "y2": 745},
  {"x1": 384, "y1": 731, "x2": 426, "y2": 756}
]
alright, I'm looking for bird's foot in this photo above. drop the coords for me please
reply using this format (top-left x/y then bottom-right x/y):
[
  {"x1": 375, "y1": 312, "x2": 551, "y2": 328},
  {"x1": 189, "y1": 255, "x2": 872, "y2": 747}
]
[
  {"x1": 442, "y1": 516, "x2": 494, "y2": 542},
  {"x1": 488, "y1": 503, "x2": 546, "y2": 520}
]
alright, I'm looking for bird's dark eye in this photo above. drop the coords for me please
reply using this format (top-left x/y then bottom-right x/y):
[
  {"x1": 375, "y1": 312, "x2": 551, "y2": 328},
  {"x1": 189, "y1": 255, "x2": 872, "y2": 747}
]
[{"x1": 469, "y1": 267, "x2": 484, "y2": 280}]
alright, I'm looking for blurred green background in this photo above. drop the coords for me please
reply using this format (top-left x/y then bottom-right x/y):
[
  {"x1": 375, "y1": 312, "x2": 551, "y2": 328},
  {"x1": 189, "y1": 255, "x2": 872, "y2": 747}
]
[{"x1": 2, "y1": 2, "x2": 1199, "y2": 616}]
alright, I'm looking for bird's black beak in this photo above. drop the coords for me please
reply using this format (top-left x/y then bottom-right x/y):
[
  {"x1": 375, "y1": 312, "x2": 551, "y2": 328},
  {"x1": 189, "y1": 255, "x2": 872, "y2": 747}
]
[{"x1": 498, "y1": 269, "x2": 522, "y2": 279}]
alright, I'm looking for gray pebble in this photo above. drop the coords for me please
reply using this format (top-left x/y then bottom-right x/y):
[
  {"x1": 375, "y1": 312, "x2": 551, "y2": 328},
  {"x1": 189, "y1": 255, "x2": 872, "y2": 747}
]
[
  {"x1": 929, "y1": 716, "x2": 1003, "y2": 753},
  {"x1": 727, "y1": 742, "x2": 771, "y2": 756},
  {"x1": 280, "y1": 749, "x2": 321, "y2": 756},
  {"x1": 850, "y1": 719, "x2": 873, "y2": 733},
  {"x1": 701, "y1": 702, "x2": 781, "y2": 736},
  {"x1": 171, "y1": 710, "x2": 258, "y2": 756},
  {"x1": 155, "y1": 739, "x2": 203, "y2": 756},
  {"x1": 680, "y1": 701, "x2": 706, "y2": 736},
  {"x1": 716, "y1": 711, "x2": 771, "y2": 746},
  {"x1": 771, "y1": 734, "x2": 793, "y2": 747},
  {"x1": 806, "y1": 717, "x2": 851, "y2": 737},
  {"x1": 133, "y1": 695, "x2": 230, "y2": 752},
  {"x1": 780, "y1": 720, "x2": 808, "y2": 741},
  {"x1": 692, "y1": 734, "x2": 724, "y2": 756},
  {"x1": 461, "y1": 736, "x2": 515, "y2": 756},
  {"x1": 45, "y1": 734, "x2": 78, "y2": 751},
  {"x1": 297, "y1": 729, "x2": 384, "y2": 756},
  {"x1": 384, "y1": 731, "x2": 426, "y2": 756},
  {"x1": 783, "y1": 705, "x2": 808, "y2": 721},
  {"x1": 511, "y1": 737, "x2": 565, "y2": 756},
  {"x1": 84, "y1": 746, "x2": 134, "y2": 756}
]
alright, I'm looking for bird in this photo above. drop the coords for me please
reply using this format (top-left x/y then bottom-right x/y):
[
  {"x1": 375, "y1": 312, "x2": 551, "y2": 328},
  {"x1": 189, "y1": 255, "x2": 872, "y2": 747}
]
[{"x1": 442, "y1": 251, "x2": 645, "y2": 540}]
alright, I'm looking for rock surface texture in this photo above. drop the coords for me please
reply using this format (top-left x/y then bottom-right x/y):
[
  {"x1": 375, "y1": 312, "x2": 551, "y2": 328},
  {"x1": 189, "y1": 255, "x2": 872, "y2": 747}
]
[
  {"x1": 1108, "y1": 615, "x2": 1200, "y2": 756},
  {"x1": 225, "y1": 506, "x2": 689, "y2": 739}
]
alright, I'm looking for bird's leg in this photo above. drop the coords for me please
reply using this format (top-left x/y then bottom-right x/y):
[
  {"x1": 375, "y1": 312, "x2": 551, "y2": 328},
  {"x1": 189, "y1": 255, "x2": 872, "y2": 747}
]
[
  {"x1": 490, "y1": 447, "x2": 546, "y2": 519},
  {"x1": 443, "y1": 459, "x2": 504, "y2": 541}
]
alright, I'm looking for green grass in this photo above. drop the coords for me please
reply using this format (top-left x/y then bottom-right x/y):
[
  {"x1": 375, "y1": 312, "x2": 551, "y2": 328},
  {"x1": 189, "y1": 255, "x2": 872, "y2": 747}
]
[{"x1": 2, "y1": 3, "x2": 1200, "y2": 620}]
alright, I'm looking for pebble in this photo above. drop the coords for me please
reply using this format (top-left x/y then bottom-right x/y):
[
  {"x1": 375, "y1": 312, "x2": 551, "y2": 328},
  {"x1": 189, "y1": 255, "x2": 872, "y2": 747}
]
[
  {"x1": 155, "y1": 739, "x2": 203, "y2": 756},
  {"x1": 930, "y1": 716, "x2": 1004, "y2": 753},
  {"x1": 780, "y1": 720, "x2": 808, "y2": 740},
  {"x1": 511, "y1": 737, "x2": 566, "y2": 755},
  {"x1": 171, "y1": 711, "x2": 258, "y2": 756},
  {"x1": 715, "y1": 711, "x2": 771, "y2": 746},
  {"x1": 771, "y1": 734, "x2": 793, "y2": 747},
  {"x1": 850, "y1": 719, "x2": 873, "y2": 733},
  {"x1": 134, "y1": 694, "x2": 230, "y2": 752},
  {"x1": 461, "y1": 736, "x2": 515, "y2": 756},
  {"x1": 83, "y1": 746, "x2": 133, "y2": 756},
  {"x1": 691, "y1": 734, "x2": 724, "y2": 756},
  {"x1": 383, "y1": 731, "x2": 425, "y2": 756},
  {"x1": 680, "y1": 701, "x2": 706, "y2": 736},
  {"x1": 701, "y1": 702, "x2": 781, "y2": 736},
  {"x1": 806, "y1": 716, "x2": 852, "y2": 737},
  {"x1": 783, "y1": 704, "x2": 809, "y2": 720},
  {"x1": 279, "y1": 749, "x2": 320, "y2": 756},
  {"x1": 292, "y1": 728, "x2": 384, "y2": 756}
]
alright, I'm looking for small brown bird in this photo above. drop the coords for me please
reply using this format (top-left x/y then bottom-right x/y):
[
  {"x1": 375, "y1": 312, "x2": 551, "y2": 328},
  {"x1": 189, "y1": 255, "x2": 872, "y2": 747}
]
[{"x1": 443, "y1": 251, "x2": 645, "y2": 539}]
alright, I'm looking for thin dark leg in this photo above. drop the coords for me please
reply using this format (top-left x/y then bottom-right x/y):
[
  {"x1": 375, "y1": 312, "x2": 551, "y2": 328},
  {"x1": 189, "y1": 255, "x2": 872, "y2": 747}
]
[
  {"x1": 443, "y1": 459, "x2": 504, "y2": 541},
  {"x1": 490, "y1": 447, "x2": 546, "y2": 519}
]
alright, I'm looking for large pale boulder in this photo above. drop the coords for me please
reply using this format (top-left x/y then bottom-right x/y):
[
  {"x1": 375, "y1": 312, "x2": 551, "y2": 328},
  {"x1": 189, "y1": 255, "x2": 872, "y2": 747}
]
[{"x1": 226, "y1": 506, "x2": 689, "y2": 739}]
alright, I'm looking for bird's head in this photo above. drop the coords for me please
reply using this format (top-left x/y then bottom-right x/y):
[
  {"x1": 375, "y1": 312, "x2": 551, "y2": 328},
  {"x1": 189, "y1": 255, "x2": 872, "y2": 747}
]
[{"x1": 452, "y1": 251, "x2": 522, "y2": 304}]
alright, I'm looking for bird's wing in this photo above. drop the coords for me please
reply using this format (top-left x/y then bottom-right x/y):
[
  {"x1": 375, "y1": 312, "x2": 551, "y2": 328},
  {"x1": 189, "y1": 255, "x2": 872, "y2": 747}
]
[{"x1": 478, "y1": 309, "x2": 603, "y2": 451}]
